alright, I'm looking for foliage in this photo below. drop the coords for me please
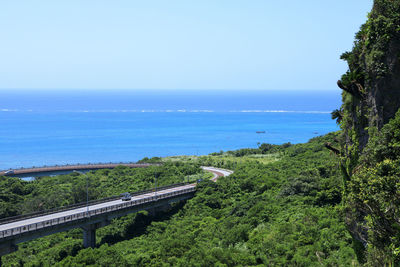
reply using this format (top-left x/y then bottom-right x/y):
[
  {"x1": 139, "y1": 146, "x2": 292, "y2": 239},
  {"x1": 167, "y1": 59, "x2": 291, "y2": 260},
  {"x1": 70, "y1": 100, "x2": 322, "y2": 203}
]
[
  {"x1": 0, "y1": 162, "x2": 202, "y2": 218},
  {"x1": 1, "y1": 133, "x2": 360, "y2": 266},
  {"x1": 331, "y1": 108, "x2": 343, "y2": 124},
  {"x1": 334, "y1": 0, "x2": 400, "y2": 265},
  {"x1": 216, "y1": 142, "x2": 292, "y2": 157},
  {"x1": 346, "y1": 110, "x2": 400, "y2": 265},
  {"x1": 362, "y1": 109, "x2": 400, "y2": 166}
]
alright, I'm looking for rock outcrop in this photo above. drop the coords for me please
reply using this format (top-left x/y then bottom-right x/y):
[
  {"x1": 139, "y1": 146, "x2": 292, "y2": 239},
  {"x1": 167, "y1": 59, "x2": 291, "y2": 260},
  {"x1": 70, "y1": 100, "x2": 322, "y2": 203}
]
[{"x1": 335, "y1": 0, "x2": 400, "y2": 264}]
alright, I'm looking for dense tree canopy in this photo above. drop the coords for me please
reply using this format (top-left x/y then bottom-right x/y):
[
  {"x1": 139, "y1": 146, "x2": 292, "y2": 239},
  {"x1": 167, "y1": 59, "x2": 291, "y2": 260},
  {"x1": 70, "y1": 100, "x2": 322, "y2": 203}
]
[{"x1": 1, "y1": 133, "x2": 361, "y2": 266}]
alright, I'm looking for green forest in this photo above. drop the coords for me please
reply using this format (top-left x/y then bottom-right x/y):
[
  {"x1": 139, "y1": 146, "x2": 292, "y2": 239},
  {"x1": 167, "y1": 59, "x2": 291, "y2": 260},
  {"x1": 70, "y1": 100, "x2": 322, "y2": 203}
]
[{"x1": 2, "y1": 133, "x2": 358, "y2": 266}]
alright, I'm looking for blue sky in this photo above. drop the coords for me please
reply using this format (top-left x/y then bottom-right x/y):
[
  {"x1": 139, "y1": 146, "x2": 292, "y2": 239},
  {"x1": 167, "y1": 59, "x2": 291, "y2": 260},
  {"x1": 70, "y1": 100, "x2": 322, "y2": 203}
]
[{"x1": 0, "y1": 1, "x2": 373, "y2": 91}]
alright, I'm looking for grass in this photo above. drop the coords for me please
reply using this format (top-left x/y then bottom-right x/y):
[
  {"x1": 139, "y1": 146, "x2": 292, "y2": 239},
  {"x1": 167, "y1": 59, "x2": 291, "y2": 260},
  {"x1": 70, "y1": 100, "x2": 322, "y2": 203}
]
[
  {"x1": 163, "y1": 153, "x2": 281, "y2": 165},
  {"x1": 185, "y1": 170, "x2": 214, "y2": 182}
]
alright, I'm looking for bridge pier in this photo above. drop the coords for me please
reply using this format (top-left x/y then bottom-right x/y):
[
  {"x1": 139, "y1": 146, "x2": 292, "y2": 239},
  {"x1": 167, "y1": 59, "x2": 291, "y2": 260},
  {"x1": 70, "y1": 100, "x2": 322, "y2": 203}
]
[
  {"x1": 0, "y1": 242, "x2": 17, "y2": 257},
  {"x1": 159, "y1": 204, "x2": 170, "y2": 213},
  {"x1": 147, "y1": 207, "x2": 156, "y2": 217},
  {"x1": 81, "y1": 220, "x2": 110, "y2": 248},
  {"x1": 0, "y1": 181, "x2": 200, "y2": 259},
  {"x1": 0, "y1": 241, "x2": 17, "y2": 266},
  {"x1": 82, "y1": 225, "x2": 97, "y2": 248},
  {"x1": 147, "y1": 204, "x2": 170, "y2": 217}
]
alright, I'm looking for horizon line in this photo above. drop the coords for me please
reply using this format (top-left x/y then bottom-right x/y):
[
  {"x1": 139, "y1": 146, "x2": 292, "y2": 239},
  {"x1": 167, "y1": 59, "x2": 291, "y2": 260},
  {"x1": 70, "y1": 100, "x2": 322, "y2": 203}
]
[{"x1": 0, "y1": 88, "x2": 339, "y2": 92}]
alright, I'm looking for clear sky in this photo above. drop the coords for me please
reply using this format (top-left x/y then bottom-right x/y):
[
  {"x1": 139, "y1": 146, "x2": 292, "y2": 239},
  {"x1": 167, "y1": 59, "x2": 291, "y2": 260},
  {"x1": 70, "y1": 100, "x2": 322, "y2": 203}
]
[{"x1": 0, "y1": 0, "x2": 373, "y2": 91}]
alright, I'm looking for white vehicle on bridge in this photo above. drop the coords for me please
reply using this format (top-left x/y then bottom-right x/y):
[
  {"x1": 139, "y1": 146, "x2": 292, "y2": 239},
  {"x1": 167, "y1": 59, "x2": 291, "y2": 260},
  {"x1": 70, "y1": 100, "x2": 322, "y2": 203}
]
[
  {"x1": 120, "y1": 192, "x2": 131, "y2": 201},
  {"x1": 0, "y1": 167, "x2": 233, "y2": 257}
]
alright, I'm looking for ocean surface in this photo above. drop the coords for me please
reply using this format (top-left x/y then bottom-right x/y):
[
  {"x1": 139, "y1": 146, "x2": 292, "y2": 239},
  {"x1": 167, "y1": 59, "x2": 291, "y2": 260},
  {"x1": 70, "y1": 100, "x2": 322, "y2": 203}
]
[{"x1": 0, "y1": 89, "x2": 341, "y2": 170}]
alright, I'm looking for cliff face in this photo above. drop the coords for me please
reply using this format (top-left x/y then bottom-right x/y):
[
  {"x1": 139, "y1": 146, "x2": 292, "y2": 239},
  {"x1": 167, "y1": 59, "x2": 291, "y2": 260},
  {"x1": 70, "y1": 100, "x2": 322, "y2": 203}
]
[
  {"x1": 369, "y1": 35, "x2": 400, "y2": 129},
  {"x1": 338, "y1": 1, "x2": 400, "y2": 154},
  {"x1": 335, "y1": 0, "x2": 400, "y2": 264}
]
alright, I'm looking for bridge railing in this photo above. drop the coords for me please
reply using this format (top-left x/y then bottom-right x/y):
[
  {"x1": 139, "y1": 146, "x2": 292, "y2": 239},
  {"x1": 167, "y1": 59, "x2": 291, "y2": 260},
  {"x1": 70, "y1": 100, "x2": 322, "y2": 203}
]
[
  {"x1": 0, "y1": 182, "x2": 189, "y2": 226},
  {"x1": 0, "y1": 162, "x2": 143, "y2": 172},
  {"x1": 0, "y1": 162, "x2": 163, "y2": 176},
  {"x1": 0, "y1": 185, "x2": 196, "y2": 240}
]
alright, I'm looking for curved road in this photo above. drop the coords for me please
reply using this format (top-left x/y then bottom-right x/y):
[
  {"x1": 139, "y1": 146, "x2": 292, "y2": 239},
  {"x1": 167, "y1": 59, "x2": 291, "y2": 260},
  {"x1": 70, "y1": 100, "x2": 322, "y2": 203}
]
[
  {"x1": 0, "y1": 163, "x2": 157, "y2": 177},
  {"x1": 201, "y1": 166, "x2": 233, "y2": 181}
]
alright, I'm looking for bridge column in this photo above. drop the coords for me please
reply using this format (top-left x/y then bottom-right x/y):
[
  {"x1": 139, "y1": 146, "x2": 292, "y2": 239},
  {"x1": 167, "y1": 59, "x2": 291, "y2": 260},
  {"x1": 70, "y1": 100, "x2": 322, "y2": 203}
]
[
  {"x1": 0, "y1": 241, "x2": 18, "y2": 266},
  {"x1": 160, "y1": 204, "x2": 170, "y2": 212},
  {"x1": 147, "y1": 207, "x2": 156, "y2": 217},
  {"x1": 81, "y1": 225, "x2": 97, "y2": 248},
  {"x1": 147, "y1": 204, "x2": 170, "y2": 217},
  {"x1": 0, "y1": 242, "x2": 17, "y2": 257}
]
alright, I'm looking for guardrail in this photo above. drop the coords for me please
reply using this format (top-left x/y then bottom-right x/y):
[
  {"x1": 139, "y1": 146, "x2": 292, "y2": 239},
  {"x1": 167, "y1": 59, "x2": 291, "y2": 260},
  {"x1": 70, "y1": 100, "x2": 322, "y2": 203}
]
[
  {"x1": 0, "y1": 163, "x2": 163, "y2": 176},
  {"x1": 0, "y1": 162, "x2": 155, "y2": 172},
  {"x1": 0, "y1": 182, "x2": 189, "y2": 226},
  {"x1": 0, "y1": 186, "x2": 196, "y2": 240}
]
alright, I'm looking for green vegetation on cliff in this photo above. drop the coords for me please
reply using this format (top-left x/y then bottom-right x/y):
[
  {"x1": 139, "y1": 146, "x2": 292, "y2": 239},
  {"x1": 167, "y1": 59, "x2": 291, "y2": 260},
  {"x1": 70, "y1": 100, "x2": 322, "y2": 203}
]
[{"x1": 334, "y1": 0, "x2": 400, "y2": 265}]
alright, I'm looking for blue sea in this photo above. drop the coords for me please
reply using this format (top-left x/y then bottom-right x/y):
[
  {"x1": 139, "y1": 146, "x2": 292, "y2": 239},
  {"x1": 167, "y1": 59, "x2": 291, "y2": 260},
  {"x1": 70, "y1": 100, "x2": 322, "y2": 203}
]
[{"x1": 0, "y1": 89, "x2": 341, "y2": 170}]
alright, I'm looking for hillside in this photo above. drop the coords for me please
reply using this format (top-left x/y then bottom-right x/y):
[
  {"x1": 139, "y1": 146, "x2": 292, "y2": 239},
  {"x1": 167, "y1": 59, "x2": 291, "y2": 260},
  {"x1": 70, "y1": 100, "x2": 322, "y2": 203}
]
[
  {"x1": 2, "y1": 1, "x2": 399, "y2": 265},
  {"x1": 2, "y1": 133, "x2": 361, "y2": 266}
]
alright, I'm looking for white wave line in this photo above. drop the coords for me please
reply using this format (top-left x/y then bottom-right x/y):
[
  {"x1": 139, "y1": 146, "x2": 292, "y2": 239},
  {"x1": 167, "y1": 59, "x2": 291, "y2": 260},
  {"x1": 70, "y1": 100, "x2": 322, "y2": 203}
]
[
  {"x1": 0, "y1": 109, "x2": 331, "y2": 114},
  {"x1": 0, "y1": 109, "x2": 19, "y2": 112}
]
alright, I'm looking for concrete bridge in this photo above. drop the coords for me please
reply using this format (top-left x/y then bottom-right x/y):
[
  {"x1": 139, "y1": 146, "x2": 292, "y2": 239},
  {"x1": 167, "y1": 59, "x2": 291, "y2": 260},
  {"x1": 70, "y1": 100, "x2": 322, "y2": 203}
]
[
  {"x1": 0, "y1": 167, "x2": 232, "y2": 263},
  {"x1": 0, "y1": 163, "x2": 159, "y2": 178}
]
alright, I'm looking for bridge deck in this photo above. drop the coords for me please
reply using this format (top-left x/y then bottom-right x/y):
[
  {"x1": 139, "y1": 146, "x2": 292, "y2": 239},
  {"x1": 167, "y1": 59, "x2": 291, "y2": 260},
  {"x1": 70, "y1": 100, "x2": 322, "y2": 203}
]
[
  {"x1": 0, "y1": 183, "x2": 195, "y2": 234},
  {"x1": 0, "y1": 163, "x2": 156, "y2": 176},
  {"x1": 0, "y1": 166, "x2": 233, "y2": 248}
]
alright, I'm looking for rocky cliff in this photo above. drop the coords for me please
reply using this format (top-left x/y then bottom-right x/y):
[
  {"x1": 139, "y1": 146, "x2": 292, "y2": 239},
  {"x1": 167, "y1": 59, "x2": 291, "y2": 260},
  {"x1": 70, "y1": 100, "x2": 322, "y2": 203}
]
[
  {"x1": 338, "y1": 0, "x2": 400, "y2": 152},
  {"x1": 334, "y1": 0, "x2": 400, "y2": 265}
]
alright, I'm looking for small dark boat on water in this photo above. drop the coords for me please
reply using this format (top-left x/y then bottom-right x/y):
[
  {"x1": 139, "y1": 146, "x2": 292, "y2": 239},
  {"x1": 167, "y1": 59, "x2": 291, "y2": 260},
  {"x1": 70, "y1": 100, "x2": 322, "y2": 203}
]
[{"x1": 256, "y1": 131, "x2": 266, "y2": 134}]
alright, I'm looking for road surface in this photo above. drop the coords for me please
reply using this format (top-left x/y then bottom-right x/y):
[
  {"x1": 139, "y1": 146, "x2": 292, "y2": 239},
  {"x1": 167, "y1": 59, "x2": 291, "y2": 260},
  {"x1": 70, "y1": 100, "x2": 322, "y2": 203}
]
[{"x1": 0, "y1": 166, "x2": 233, "y2": 234}]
